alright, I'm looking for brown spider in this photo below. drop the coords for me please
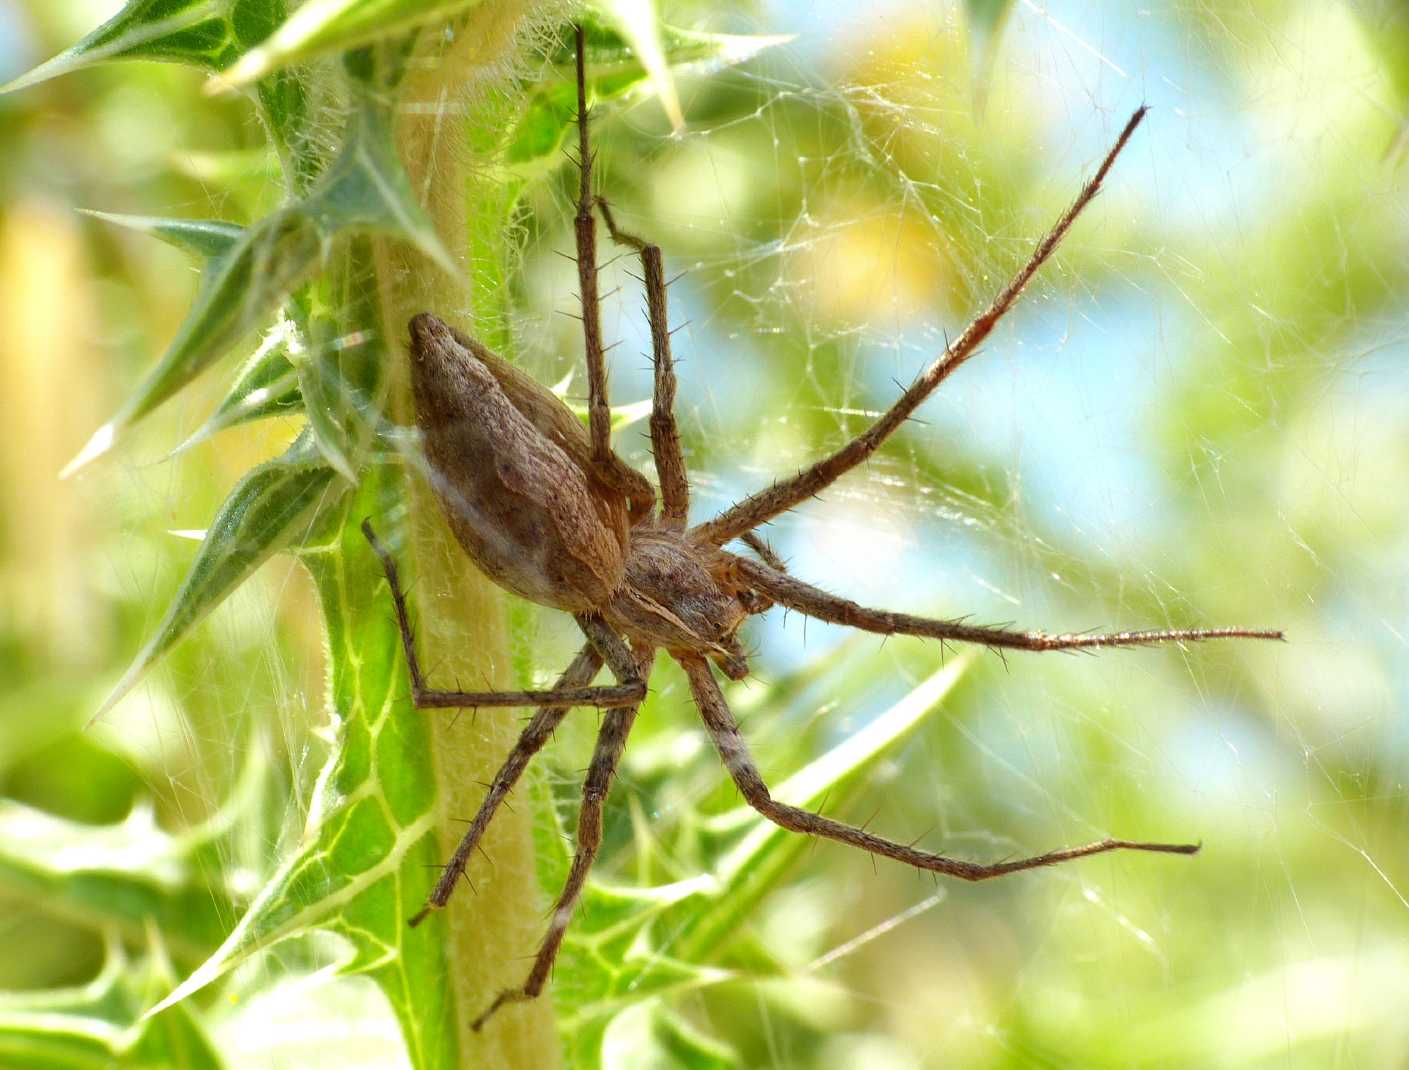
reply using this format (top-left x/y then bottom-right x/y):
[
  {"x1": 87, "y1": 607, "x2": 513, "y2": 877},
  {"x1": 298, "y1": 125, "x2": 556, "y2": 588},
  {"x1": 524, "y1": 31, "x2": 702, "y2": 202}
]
[{"x1": 361, "y1": 26, "x2": 1282, "y2": 1031}]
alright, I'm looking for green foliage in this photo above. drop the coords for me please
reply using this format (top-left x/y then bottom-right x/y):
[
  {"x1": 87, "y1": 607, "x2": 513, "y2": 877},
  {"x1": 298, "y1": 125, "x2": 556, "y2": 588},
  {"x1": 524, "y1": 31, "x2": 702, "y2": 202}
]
[
  {"x1": 170, "y1": 332, "x2": 301, "y2": 456},
  {"x1": 0, "y1": 764, "x2": 259, "y2": 955},
  {"x1": 91, "y1": 433, "x2": 339, "y2": 723},
  {"x1": 62, "y1": 104, "x2": 451, "y2": 478},
  {"x1": 6, "y1": 0, "x2": 539, "y2": 1065},
  {"x1": 551, "y1": 658, "x2": 971, "y2": 1064},
  {"x1": 146, "y1": 470, "x2": 459, "y2": 1070},
  {"x1": 1, "y1": 0, "x2": 287, "y2": 90},
  {"x1": 0, "y1": 935, "x2": 223, "y2": 1069},
  {"x1": 216, "y1": 0, "x2": 489, "y2": 87}
]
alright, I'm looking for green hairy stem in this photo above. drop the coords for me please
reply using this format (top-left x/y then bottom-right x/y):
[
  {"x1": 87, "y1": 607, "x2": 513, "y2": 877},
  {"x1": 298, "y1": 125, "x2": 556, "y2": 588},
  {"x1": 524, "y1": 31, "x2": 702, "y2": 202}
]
[{"x1": 377, "y1": 6, "x2": 565, "y2": 1066}]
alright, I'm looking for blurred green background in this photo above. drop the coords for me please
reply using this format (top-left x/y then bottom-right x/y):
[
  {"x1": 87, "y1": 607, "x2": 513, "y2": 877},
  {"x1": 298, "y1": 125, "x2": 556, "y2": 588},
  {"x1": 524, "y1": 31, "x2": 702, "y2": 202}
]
[{"x1": 2, "y1": 1, "x2": 1407, "y2": 1067}]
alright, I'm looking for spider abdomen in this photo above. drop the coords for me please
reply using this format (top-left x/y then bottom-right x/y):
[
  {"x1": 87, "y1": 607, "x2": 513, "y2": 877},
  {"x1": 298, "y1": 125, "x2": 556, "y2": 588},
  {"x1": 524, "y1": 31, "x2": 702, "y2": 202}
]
[{"x1": 408, "y1": 313, "x2": 629, "y2": 612}]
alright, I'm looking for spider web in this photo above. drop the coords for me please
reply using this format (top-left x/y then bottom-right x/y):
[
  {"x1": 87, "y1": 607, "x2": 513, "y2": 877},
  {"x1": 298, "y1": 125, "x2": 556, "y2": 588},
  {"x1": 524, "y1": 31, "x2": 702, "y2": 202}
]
[{"x1": 499, "y1": 2, "x2": 1409, "y2": 1065}]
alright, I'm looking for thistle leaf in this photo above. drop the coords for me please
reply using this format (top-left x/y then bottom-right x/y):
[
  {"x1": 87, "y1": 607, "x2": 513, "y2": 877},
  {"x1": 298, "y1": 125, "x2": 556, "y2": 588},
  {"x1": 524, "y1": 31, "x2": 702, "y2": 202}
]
[
  {"x1": 79, "y1": 209, "x2": 245, "y2": 259},
  {"x1": 170, "y1": 324, "x2": 303, "y2": 457},
  {"x1": 599, "y1": 0, "x2": 684, "y2": 131},
  {"x1": 0, "y1": 749, "x2": 269, "y2": 957},
  {"x1": 62, "y1": 209, "x2": 321, "y2": 478},
  {"x1": 65, "y1": 104, "x2": 450, "y2": 477},
  {"x1": 90, "y1": 433, "x2": 340, "y2": 725},
  {"x1": 558, "y1": 654, "x2": 972, "y2": 1060},
  {"x1": 144, "y1": 474, "x2": 458, "y2": 1070},
  {"x1": 0, "y1": 0, "x2": 286, "y2": 94},
  {"x1": 300, "y1": 103, "x2": 457, "y2": 276},
  {"x1": 291, "y1": 240, "x2": 391, "y2": 482}
]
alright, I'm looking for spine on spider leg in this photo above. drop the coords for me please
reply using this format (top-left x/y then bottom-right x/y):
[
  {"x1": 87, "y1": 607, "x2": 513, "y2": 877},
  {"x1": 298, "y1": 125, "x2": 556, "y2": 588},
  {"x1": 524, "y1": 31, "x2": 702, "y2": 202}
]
[{"x1": 369, "y1": 5, "x2": 567, "y2": 1065}]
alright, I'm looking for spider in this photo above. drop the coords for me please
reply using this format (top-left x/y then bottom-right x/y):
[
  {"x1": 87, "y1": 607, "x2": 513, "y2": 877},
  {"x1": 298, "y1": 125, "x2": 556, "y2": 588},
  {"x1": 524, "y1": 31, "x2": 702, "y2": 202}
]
[{"x1": 361, "y1": 26, "x2": 1282, "y2": 1031}]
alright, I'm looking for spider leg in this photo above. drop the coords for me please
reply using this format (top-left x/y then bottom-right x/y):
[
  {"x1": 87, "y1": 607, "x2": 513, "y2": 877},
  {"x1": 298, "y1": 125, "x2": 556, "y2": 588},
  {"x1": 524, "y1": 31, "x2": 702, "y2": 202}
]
[
  {"x1": 726, "y1": 531, "x2": 788, "y2": 612},
  {"x1": 729, "y1": 552, "x2": 1283, "y2": 650},
  {"x1": 679, "y1": 654, "x2": 1200, "y2": 881},
  {"x1": 691, "y1": 107, "x2": 1150, "y2": 548},
  {"x1": 597, "y1": 199, "x2": 689, "y2": 526},
  {"x1": 363, "y1": 519, "x2": 649, "y2": 709},
  {"x1": 738, "y1": 530, "x2": 786, "y2": 572},
  {"x1": 471, "y1": 648, "x2": 652, "y2": 1032},
  {"x1": 409, "y1": 641, "x2": 603, "y2": 927},
  {"x1": 572, "y1": 25, "x2": 654, "y2": 517}
]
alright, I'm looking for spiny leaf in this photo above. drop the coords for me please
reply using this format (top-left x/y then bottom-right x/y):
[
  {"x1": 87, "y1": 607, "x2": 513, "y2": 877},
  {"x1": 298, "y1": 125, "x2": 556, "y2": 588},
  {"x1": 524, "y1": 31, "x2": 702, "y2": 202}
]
[
  {"x1": 687, "y1": 655, "x2": 972, "y2": 953},
  {"x1": 63, "y1": 209, "x2": 320, "y2": 477},
  {"x1": 0, "y1": 933, "x2": 222, "y2": 1070},
  {"x1": 0, "y1": 0, "x2": 285, "y2": 93},
  {"x1": 0, "y1": 0, "x2": 310, "y2": 188},
  {"x1": 145, "y1": 473, "x2": 458, "y2": 1070},
  {"x1": 91, "y1": 433, "x2": 340, "y2": 725},
  {"x1": 65, "y1": 104, "x2": 450, "y2": 477},
  {"x1": 298, "y1": 349, "x2": 363, "y2": 482},
  {"x1": 79, "y1": 209, "x2": 244, "y2": 260},
  {"x1": 171, "y1": 322, "x2": 302, "y2": 457},
  {"x1": 298, "y1": 104, "x2": 456, "y2": 275},
  {"x1": 291, "y1": 241, "x2": 390, "y2": 482},
  {"x1": 212, "y1": 0, "x2": 488, "y2": 88},
  {"x1": 0, "y1": 802, "x2": 231, "y2": 959}
]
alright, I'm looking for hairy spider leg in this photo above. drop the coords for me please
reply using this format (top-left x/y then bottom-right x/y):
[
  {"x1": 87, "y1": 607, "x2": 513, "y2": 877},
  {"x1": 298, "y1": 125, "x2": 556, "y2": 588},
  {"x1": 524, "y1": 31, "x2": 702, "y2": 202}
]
[
  {"x1": 596, "y1": 199, "x2": 796, "y2": 572},
  {"x1": 471, "y1": 657, "x2": 650, "y2": 1031},
  {"x1": 690, "y1": 107, "x2": 1150, "y2": 549},
  {"x1": 363, "y1": 519, "x2": 648, "y2": 709},
  {"x1": 574, "y1": 24, "x2": 612, "y2": 478},
  {"x1": 409, "y1": 641, "x2": 603, "y2": 928},
  {"x1": 739, "y1": 530, "x2": 786, "y2": 572},
  {"x1": 731, "y1": 554, "x2": 1284, "y2": 650},
  {"x1": 572, "y1": 25, "x2": 654, "y2": 516},
  {"x1": 680, "y1": 655, "x2": 1199, "y2": 879},
  {"x1": 597, "y1": 199, "x2": 689, "y2": 527}
]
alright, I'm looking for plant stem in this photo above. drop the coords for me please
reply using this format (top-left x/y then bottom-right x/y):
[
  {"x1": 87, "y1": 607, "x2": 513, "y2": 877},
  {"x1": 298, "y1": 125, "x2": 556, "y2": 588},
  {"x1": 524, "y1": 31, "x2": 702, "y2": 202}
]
[{"x1": 375, "y1": 4, "x2": 565, "y2": 1065}]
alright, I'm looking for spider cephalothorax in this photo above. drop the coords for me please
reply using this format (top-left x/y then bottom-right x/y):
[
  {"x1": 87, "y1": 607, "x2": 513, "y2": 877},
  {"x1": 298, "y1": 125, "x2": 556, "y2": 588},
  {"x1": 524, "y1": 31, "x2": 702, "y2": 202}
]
[
  {"x1": 362, "y1": 25, "x2": 1282, "y2": 1032},
  {"x1": 608, "y1": 524, "x2": 753, "y2": 678}
]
